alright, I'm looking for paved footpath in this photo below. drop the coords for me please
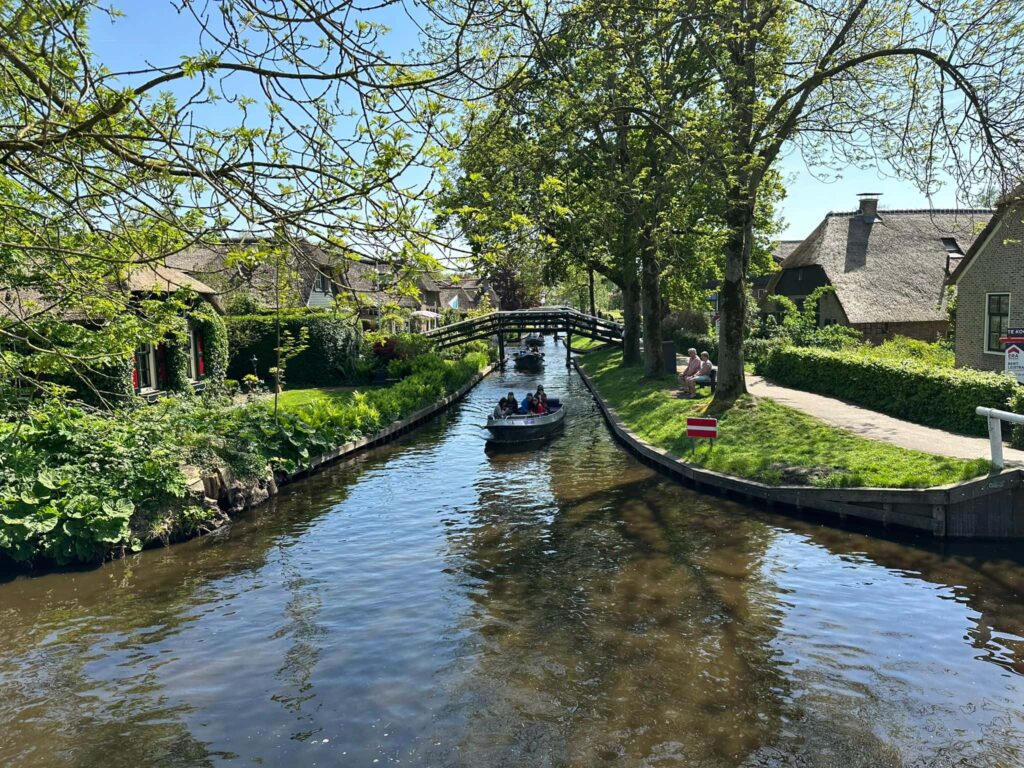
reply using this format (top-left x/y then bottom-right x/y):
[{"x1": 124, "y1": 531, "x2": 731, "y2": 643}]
[{"x1": 743, "y1": 374, "x2": 1024, "y2": 465}]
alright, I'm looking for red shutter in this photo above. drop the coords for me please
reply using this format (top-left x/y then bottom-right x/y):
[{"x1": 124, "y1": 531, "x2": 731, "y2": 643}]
[
  {"x1": 157, "y1": 343, "x2": 168, "y2": 389},
  {"x1": 132, "y1": 362, "x2": 139, "y2": 391},
  {"x1": 197, "y1": 332, "x2": 206, "y2": 376}
]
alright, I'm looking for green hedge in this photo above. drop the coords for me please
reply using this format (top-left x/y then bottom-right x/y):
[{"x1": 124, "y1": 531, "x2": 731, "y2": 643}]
[
  {"x1": 758, "y1": 346, "x2": 1019, "y2": 436},
  {"x1": 225, "y1": 311, "x2": 361, "y2": 387}
]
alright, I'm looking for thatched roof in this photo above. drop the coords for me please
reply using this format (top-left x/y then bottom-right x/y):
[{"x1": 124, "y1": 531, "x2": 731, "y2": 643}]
[
  {"x1": 771, "y1": 208, "x2": 992, "y2": 324},
  {"x1": 123, "y1": 264, "x2": 217, "y2": 297},
  {"x1": 773, "y1": 240, "x2": 802, "y2": 264}
]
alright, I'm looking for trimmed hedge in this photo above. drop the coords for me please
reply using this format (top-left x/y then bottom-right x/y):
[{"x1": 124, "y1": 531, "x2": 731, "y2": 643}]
[
  {"x1": 225, "y1": 311, "x2": 361, "y2": 387},
  {"x1": 758, "y1": 346, "x2": 1018, "y2": 436}
]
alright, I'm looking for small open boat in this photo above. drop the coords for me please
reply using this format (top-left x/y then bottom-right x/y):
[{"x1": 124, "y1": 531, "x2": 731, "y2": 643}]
[
  {"x1": 486, "y1": 399, "x2": 565, "y2": 444},
  {"x1": 524, "y1": 334, "x2": 544, "y2": 346},
  {"x1": 513, "y1": 348, "x2": 544, "y2": 372}
]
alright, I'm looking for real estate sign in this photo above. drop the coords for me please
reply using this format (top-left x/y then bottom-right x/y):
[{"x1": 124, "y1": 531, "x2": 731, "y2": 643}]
[{"x1": 1006, "y1": 343, "x2": 1024, "y2": 384}]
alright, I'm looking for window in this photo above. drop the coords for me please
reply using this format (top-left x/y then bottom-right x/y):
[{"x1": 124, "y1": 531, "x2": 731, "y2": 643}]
[
  {"x1": 941, "y1": 237, "x2": 964, "y2": 255},
  {"x1": 133, "y1": 345, "x2": 156, "y2": 391},
  {"x1": 986, "y1": 293, "x2": 1010, "y2": 353},
  {"x1": 314, "y1": 273, "x2": 329, "y2": 293}
]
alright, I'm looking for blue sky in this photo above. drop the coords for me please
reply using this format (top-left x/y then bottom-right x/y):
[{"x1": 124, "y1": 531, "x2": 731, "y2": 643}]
[{"x1": 91, "y1": 3, "x2": 966, "y2": 243}]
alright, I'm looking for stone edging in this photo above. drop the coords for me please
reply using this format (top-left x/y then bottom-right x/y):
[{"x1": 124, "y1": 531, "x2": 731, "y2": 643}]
[
  {"x1": 185, "y1": 363, "x2": 496, "y2": 521},
  {"x1": 573, "y1": 359, "x2": 1024, "y2": 539}
]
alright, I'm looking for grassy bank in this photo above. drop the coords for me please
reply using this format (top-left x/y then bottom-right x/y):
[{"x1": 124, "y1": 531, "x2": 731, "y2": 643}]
[
  {"x1": 0, "y1": 351, "x2": 489, "y2": 567},
  {"x1": 582, "y1": 349, "x2": 990, "y2": 489},
  {"x1": 570, "y1": 336, "x2": 610, "y2": 352}
]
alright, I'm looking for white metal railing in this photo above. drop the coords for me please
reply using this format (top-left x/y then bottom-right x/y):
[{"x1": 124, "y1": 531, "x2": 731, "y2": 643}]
[{"x1": 975, "y1": 406, "x2": 1024, "y2": 469}]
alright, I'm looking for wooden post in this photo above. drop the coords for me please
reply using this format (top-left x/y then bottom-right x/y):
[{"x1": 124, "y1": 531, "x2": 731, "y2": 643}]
[
  {"x1": 566, "y1": 332, "x2": 572, "y2": 366},
  {"x1": 498, "y1": 333, "x2": 505, "y2": 369}
]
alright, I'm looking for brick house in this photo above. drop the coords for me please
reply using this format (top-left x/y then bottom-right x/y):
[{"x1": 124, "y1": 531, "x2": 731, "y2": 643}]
[
  {"x1": 766, "y1": 194, "x2": 992, "y2": 343},
  {"x1": 950, "y1": 187, "x2": 1024, "y2": 371}
]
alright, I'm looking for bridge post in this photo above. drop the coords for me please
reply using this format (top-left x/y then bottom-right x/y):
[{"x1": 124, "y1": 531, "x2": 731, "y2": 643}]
[
  {"x1": 498, "y1": 332, "x2": 505, "y2": 369},
  {"x1": 565, "y1": 332, "x2": 572, "y2": 367}
]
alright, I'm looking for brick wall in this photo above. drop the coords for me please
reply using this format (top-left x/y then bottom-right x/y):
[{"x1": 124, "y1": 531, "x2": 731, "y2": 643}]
[
  {"x1": 853, "y1": 321, "x2": 948, "y2": 345},
  {"x1": 955, "y1": 204, "x2": 1024, "y2": 371}
]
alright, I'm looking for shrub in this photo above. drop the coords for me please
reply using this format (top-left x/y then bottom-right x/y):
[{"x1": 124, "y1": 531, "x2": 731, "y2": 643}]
[
  {"x1": 224, "y1": 311, "x2": 361, "y2": 387},
  {"x1": 672, "y1": 330, "x2": 718, "y2": 361},
  {"x1": 0, "y1": 350, "x2": 488, "y2": 566},
  {"x1": 759, "y1": 345, "x2": 1018, "y2": 436}
]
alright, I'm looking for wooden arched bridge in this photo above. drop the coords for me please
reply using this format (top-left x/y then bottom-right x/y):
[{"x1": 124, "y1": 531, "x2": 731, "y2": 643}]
[{"x1": 425, "y1": 307, "x2": 623, "y2": 365}]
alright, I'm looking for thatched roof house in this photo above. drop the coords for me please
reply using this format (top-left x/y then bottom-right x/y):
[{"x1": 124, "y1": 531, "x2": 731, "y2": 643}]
[{"x1": 767, "y1": 194, "x2": 992, "y2": 342}]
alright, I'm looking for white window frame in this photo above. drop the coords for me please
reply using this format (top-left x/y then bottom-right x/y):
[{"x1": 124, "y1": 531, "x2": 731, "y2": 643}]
[
  {"x1": 135, "y1": 344, "x2": 158, "y2": 392},
  {"x1": 314, "y1": 272, "x2": 330, "y2": 293},
  {"x1": 984, "y1": 292, "x2": 1011, "y2": 356},
  {"x1": 185, "y1": 327, "x2": 201, "y2": 381}
]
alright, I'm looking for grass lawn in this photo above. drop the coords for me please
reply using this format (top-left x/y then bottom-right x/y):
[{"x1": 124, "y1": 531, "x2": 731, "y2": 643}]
[
  {"x1": 571, "y1": 336, "x2": 610, "y2": 352},
  {"x1": 272, "y1": 386, "x2": 365, "y2": 410},
  {"x1": 581, "y1": 348, "x2": 991, "y2": 489}
]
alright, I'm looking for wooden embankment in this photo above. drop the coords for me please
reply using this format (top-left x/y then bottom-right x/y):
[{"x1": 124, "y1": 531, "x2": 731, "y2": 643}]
[{"x1": 574, "y1": 360, "x2": 1024, "y2": 539}]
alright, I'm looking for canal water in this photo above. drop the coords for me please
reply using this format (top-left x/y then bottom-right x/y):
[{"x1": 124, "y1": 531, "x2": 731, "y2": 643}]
[{"x1": 2, "y1": 339, "x2": 1024, "y2": 767}]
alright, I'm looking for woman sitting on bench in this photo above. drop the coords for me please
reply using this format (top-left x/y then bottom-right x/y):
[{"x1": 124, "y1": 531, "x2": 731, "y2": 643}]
[{"x1": 683, "y1": 351, "x2": 715, "y2": 398}]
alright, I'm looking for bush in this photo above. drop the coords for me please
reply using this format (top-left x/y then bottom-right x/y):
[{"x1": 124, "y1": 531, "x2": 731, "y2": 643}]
[
  {"x1": 672, "y1": 330, "x2": 718, "y2": 360},
  {"x1": 759, "y1": 345, "x2": 1018, "y2": 436},
  {"x1": 225, "y1": 311, "x2": 361, "y2": 387},
  {"x1": 0, "y1": 349, "x2": 488, "y2": 566}
]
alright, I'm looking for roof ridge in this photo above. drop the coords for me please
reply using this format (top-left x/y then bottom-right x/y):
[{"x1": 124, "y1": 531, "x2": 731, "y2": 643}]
[{"x1": 826, "y1": 208, "x2": 995, "y2": 217}]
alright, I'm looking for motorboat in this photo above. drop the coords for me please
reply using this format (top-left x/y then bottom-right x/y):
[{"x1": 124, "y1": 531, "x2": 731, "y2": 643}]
[
  {"x1": 513, "y1": 347, "x2": 544, "y2": 372},
  {"x1": 486, "y1": 399, "x2": 566, "y2": 444},
  {"x1": 524, "y1": 334, "x2": 545, "y2": 346}
]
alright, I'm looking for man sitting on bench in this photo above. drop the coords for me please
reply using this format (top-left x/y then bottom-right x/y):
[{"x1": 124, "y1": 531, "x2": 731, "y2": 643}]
[
  {"x1": 679, "y1": 348, "x2": 700, "y2": 394},
  {"x1": 683, "y1": 351, "x2": 715, "y2": 399}
]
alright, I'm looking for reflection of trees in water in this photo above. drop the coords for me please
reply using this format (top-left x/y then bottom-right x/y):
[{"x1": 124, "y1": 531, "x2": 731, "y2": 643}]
[
  {"x1": 440, "y1": 469, "x2": 792, "y2": 767},
  {"x1": 0, "y1": 464, "x2": 360, "y2": 767}
]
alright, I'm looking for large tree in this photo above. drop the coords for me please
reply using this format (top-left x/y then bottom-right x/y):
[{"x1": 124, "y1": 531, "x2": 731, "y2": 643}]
[
  {"x1": 685, "y1": 0, "x2": 1024, "y2": 407},
  {"x1": 0, "y1": 0, "x2": 528, "y2": 408}
]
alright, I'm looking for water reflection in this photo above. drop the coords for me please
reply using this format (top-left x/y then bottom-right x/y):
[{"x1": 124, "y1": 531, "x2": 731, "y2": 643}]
[{"x1": 0, "y1": 337, "x2": 1022, "y2": 767}]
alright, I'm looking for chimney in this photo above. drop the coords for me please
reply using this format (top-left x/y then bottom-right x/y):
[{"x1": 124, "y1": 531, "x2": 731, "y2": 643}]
[{"x1": 857, "y1": 192, "x2": 882, "y2": 223}]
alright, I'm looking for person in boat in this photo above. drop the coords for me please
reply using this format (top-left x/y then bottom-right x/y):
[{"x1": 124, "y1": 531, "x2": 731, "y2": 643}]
[
  {"x1": 520, "y1": 392, "x2": 535, "y2": 414},
  {"x1": 533, "y1": 396, "x2": 548, "y2": 415},
  {"x1": 535, "y1": 385, "x2": 545, "y2": 399},
  {"x1": 505, "y1": 391, "x2": 518, "y2": 413},
  {"x1": 493, "y1": 397, "x2": 508, "y2": 419}
]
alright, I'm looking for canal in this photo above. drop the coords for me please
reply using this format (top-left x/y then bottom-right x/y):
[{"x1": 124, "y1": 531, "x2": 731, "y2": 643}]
[{"x1": 2, "y1": 340, "x2": 1024, "y2": 767}]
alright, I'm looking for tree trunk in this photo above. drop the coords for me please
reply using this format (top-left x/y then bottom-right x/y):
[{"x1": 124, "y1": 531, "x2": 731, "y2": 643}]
[
  {"x1": 712, "y1": 199, "x2": 755, "y2": 408},
  {"x1": 588, "y1": 269, "x2": 596, "y2": 317},
  {"x1": 640, "y1": 229, "x2": 663, "y2": 376},
  {"x1": 621, "y1": 259, "x2": 642, "y2": 366}
]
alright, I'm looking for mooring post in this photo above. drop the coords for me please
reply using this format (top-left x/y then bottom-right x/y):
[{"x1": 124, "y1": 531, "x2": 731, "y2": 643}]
[
  {"x1": 989, "y1": 413, "x2": 1004, "y2": 470},
  {"x1": 974, "y1": 405, "x2": 1024, "y2": 470},
  {"x1": 566, "y1": 332, "x2": 572, "y2": 367},
  {"x1": 498, "y1": 332, "x2": 505, "y2": 369}
]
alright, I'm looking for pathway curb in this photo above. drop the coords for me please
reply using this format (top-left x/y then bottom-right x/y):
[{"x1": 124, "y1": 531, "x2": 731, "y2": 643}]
[{"x1": 573, "y1": 359, "x2": 1024, "y2": 539}]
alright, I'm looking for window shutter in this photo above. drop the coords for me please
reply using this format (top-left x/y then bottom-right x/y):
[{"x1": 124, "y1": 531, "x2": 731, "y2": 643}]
[
  {"x1": 132, "y1": 364, "x2": 139, "y2": 391},
  {"x1": 157, "y1": 343, "x2": 168, "y2": 389},
  {"x1": 197, "y1": 332, "x2": 206, "y2": 376}
]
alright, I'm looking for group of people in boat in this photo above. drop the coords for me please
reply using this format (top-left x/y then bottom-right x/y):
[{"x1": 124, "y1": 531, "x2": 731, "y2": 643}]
[
  {"x1": 678, "y1": 347, "x2": 715, "y2": 399},
  {"x1": 492, "y1": 386, "x2": 552, "y2": 418}
]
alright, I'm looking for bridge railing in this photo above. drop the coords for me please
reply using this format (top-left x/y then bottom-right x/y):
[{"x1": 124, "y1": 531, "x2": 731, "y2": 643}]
[{"x1": 424, "y1": 308, "x2": 623, "y2": 348}]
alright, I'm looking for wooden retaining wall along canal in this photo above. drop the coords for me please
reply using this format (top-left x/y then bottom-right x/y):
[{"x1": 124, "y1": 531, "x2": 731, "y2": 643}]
[
  {"x1": 573, "y1": 360, "x2": 1024, "y2": 539},
  {"x1": 188, "y1": 364, "x2": 496, "y2": 519}
]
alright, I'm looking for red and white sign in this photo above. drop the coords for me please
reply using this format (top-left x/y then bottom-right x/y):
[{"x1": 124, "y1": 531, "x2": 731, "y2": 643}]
[
  {"x1": 686, "y1": 416, "x2": 718, "y2": 439},
  {"x1": 1006, "y1": 343, "x2": 1024, "y2": 384}
]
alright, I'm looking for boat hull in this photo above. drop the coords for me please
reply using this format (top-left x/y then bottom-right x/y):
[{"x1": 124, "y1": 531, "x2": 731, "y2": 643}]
[
  {"x1": 486, "y1": 406, "x2": 565, "y2": 443},
  {"x1": 513, "y1": 352, "x2": 544, "y2": 372}
]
